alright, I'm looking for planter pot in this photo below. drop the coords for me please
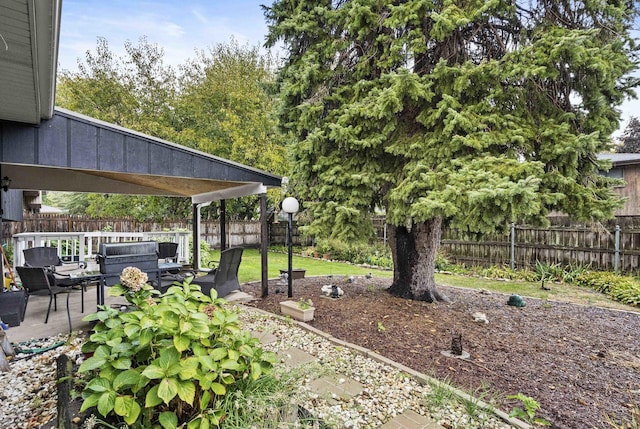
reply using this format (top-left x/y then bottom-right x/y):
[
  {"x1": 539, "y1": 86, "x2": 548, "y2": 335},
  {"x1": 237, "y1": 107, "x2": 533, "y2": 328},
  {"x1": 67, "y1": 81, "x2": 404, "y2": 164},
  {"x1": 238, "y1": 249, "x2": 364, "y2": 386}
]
[
  {"x1": 279, "y1": 269, "x2": 306, "y2": 280},
  {"x1": 280, "y1": 300, "x2": 315, "y2": 322},
  {"x1": 0, "y1": 289, "x2": 27, "y2": 327}
]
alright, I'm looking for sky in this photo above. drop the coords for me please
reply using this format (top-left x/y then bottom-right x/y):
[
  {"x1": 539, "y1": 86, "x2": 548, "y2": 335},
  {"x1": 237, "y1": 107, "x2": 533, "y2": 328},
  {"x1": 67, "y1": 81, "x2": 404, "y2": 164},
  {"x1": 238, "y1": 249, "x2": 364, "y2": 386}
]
[
  {"x1": 58, "y1": 0, "x2": 274, "y2": 71},
  {"x1": 58, "y1": 0, "x2": 639, "y2": 138}
]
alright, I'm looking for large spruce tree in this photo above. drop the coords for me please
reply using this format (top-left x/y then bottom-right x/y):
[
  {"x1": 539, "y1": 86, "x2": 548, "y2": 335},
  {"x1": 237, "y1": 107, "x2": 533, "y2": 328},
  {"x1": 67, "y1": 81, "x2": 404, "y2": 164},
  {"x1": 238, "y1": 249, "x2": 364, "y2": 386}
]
[{"x1": 265, "y1": 0, "x2": 638, "y2": 301}]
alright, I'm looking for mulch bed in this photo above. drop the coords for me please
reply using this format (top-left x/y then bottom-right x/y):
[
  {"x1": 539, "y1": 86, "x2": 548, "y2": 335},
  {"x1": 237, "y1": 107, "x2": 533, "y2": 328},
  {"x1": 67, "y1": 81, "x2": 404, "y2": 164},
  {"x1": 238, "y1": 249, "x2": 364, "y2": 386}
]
[{"x1": 242, "y1": 275, "x2": 640, "y2": 429}]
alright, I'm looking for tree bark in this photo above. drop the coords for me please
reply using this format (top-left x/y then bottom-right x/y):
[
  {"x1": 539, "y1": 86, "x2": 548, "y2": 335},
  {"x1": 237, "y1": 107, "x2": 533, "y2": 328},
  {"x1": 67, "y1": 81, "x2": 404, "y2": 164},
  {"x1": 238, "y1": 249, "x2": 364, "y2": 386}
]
[{"x1": 388, "y1": 217, "x2": 449, "y2": 302}]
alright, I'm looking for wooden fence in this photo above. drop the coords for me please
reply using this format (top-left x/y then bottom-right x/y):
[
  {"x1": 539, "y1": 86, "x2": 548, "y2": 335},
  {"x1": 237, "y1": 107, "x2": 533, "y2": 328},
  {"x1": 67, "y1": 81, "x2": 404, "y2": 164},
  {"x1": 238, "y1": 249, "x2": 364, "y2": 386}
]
[
  {"x1": 440, "y1": 223, "x2": 640, "y2": 274},
  {"x1": 7, "y1": 213, "x2": 640, "y2": 273},
  {"x1": 1, "y1": 213, "x2": 265, "y2": 249}
]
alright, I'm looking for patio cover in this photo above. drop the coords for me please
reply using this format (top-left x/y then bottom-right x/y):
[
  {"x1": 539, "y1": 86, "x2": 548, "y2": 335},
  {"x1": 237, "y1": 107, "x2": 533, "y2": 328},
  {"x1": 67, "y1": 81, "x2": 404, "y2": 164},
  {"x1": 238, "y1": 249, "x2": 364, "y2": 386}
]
[
  {"x1": 0, "y1": 108, "x2": 282, "y2": 296},
  {"x1": 1, "y1": 108, "x2": 281, "y2": 197}
]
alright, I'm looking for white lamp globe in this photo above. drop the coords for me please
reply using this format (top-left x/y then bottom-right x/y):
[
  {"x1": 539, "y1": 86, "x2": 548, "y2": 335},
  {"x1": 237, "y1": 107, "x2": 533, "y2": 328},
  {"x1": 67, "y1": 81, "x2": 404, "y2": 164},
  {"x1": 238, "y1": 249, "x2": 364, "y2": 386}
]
[{"x1": 282, "y1": 197, "x2": 299, "y2": 214}]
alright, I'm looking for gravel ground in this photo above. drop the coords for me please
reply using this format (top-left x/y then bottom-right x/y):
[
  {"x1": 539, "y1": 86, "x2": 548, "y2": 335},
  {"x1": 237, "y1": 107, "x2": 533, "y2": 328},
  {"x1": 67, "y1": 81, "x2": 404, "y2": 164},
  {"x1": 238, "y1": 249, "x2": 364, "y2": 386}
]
[{"x1": 0, "y1": 305, "x2": 520, "y2": 429}]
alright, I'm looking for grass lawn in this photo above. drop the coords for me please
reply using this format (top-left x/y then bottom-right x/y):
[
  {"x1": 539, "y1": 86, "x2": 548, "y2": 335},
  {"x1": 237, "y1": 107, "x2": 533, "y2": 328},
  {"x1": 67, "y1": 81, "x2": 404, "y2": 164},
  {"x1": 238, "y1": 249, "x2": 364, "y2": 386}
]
[
  {"x1": 209, "y1": 248, "x2": 393, "y2": 284},
  {"x1": 435, "y1": 272, "x2": 639, "y2": 311},
  {"x1": 209, "y1": 248, "x2": 637, "y2": 312}
]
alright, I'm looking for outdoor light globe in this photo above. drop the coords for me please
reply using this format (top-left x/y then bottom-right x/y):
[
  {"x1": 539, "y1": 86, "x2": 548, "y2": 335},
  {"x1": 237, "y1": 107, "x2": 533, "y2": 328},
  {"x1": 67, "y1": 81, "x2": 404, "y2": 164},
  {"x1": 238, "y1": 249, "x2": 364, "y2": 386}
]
[{"x1": 282, "y1": 197, "x2": 299, "y2": 214}]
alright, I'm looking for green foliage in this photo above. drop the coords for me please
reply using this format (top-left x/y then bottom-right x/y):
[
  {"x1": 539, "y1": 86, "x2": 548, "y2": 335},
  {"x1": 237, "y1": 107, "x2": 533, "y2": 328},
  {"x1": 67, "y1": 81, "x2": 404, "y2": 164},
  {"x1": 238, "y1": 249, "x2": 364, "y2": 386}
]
[
  {"x1": 313, "y1": 239, "x2": 393, "y2": 268},
  {"x1": 265, "y1": 0, "x2": 636, "y2": 292},
  {"x1": 533, "y1": 261, "x2": 566, "y2": 283},
  {"x1": 2, "y1": 243, "x2": 13, "y2": 266},
  {"x1": 56, "y1": 37, "x2": 286, "y2": 221},
  {"x1": 297, "y1": 298, "x2": 313, "y2": 310},
  {"x1": 617, "y1": 117, "x2": 640, "y2": 153},
  {"x1": 507, "y1": 393, "x2": 551, "y2": 426},
  {"x1": 575, "y1": 271, "x2": 640, "y2": 306},
  {"x1": 78, "y1": 269, "x2": 276, "y2": 427}
]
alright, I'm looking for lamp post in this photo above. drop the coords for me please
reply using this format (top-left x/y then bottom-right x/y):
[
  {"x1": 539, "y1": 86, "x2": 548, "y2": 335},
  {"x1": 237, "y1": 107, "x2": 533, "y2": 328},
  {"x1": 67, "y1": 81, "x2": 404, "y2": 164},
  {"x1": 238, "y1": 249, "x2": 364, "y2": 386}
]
[{"x1": 282, "y1": 197, "x2": 299, "y2": 298}]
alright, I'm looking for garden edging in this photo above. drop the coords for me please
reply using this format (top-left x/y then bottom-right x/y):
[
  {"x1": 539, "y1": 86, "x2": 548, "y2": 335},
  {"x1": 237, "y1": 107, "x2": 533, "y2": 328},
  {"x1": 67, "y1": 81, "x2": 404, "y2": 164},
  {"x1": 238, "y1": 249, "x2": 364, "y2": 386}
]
[{"x1": 243, "y1": 304, "x2": 531, "y2": 429}]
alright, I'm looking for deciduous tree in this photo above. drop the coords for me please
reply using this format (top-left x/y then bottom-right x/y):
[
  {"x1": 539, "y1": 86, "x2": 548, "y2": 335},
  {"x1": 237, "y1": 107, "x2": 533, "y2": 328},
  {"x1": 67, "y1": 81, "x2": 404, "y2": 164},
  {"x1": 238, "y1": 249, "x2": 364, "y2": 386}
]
[
  {"x1": 56, "y1": 38, "x2": 285, "y2": 221},
  {"x1": 265, "y1": 0, "x2": 638, "y2": 301}
]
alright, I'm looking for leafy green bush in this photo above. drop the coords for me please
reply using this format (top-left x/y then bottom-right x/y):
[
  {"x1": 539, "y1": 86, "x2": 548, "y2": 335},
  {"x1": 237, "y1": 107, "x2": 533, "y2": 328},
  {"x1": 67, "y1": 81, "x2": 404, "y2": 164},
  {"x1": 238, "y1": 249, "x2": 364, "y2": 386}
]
[
  {"x1": 308, "y1": 239, "x2": 393, "y2": 269},
  {"x1": 533, "y1": 261, "x2": 565, "y2": 283},
  {"x1": 79, "y1": 267, "x2": 277, "y2": 428},
  {"x1": 575, "y1": 271, "x2": 640, "y2": 306}
]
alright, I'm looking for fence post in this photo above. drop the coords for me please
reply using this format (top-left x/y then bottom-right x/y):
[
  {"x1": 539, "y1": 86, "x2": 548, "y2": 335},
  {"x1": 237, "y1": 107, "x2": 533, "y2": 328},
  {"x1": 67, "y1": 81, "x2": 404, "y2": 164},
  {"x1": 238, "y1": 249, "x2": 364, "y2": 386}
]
[
  {"x1": 383, "y1": 223, "x2": 387, "y2": 246},
  {"x1": 614, "y1": 224, "x2": 620, "y2": 273},
  {"x1": 510, "y1": 223, "x2": 515, "y2": 270}
]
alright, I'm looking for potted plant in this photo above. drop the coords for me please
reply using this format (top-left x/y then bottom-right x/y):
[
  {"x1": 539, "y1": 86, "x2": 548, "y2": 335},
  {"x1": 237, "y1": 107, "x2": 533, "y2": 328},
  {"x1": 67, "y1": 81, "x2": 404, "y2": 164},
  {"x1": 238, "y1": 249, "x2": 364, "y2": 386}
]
[{"x1": 279, "y1": 298, "x2": 315, "y2": 321}]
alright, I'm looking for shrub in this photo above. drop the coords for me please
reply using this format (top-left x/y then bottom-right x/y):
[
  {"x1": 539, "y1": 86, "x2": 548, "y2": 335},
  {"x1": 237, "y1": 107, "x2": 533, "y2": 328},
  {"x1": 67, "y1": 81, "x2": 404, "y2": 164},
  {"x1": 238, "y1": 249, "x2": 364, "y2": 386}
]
[
  {"x1": 79, "y1": 268, "x2": 277, "y2": 428},
  {"x1": 575, "y1": 271, "x2": 640, "y2": 306}
]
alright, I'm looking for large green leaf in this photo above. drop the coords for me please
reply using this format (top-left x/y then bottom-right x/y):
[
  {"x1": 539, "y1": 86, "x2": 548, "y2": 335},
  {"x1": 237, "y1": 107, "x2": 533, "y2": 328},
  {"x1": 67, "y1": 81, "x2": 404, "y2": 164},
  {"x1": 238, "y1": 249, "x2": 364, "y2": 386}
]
[
  {"x1": 112, "y1": 357, "x2": 132, "y2": 370},
  {"x1": 85, "y1": 377, "x2": 111, "y2": 393},
  {"x1": 113, "y1": 369, "x2": 142, "y2": 391},
  {"x1": 159, "y1": 411, "x2": 178, "y2": 429},
  {"x1": 138, "y1": 328, "x2": 154, "y2": 346},
  {"x1": 158, "y1": 377, "x2": 179, "y2": 404},
  {"x1": 176, "y1": 379, "x2": 196, "y2": 405},
  {"x1": 97, "y1": 391, "x2": 116, "y2": 417},
  {"x1": 173, "y1": 334, "x2": 191, "y2": 352},
  {"x1": 210, "y1": 382, "x2": 226, "y2": 396},
  {"x1": 145, "y1": 385, "x2": 163, "y2": 408},
  {"x1": 114, "y1": 395, "x2": 141, "y2": 423},
  {"x1": 79, "y1": 355, "x2": 108, "y2": 372},
  {"x1": 220, "y1": 359, "x2": 241, "y2": 371},
  {"x1": 141, "y1": 364, "x2": 165, "y2": 379},
  {"x1": 210, "y1": 347, "x2": 227, "y2": 361},
  {"x1": 199, "y1": 390, "x2": 211, "y2": 410},
  {"x1": 250, "y1": 361, "x2": 263, "y2": 380},
  {"x1": 79, "y1": 392, "x2": 101, "y2": 412},
  {"x1": 178, "y1": 357, "x2": 199, "y2": 379}
]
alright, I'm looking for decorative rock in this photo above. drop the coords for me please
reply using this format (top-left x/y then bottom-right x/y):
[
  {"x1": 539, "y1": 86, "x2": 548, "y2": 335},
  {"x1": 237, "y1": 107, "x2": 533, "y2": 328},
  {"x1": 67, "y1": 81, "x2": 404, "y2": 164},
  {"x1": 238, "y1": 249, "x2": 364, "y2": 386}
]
[{"x1": 472, "y1": 312, "x2": 489, "y2": 324}]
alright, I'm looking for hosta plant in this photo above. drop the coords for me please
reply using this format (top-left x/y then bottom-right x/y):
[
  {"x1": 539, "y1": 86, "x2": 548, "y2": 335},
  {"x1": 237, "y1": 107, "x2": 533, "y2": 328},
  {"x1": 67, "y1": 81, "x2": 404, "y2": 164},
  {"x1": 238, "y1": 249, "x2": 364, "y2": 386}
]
[{"x1": 79, "y1": 267, "x2": 277, "y2": 428}]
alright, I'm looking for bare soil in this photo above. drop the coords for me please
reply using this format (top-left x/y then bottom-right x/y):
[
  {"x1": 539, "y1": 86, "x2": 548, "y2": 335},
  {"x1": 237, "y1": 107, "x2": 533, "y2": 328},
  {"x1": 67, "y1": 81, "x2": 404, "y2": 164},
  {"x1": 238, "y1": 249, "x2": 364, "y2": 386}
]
[{"x1": 242, "y1": 275, "x2": 640, "y2": 429}]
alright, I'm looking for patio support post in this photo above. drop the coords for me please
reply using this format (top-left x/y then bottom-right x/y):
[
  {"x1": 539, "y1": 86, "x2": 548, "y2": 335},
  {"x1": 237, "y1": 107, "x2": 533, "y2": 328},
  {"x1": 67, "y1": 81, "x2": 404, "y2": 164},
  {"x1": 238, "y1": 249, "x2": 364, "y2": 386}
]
[
  {"x1": 615, "y1": 224, "x2": 620, "y2": 273},
  {"x1": 260, "y1": 193, "x2": 269, "y2": 298},
  {"x1": 220, "y1": 200, "x2": 227, "y2": 251},
  {"x1": 0, "y1": 164, "x2": 3, "y2": 250},
  {"x1": 192, "y1": 204, "x2": 200, "y2": 270}
]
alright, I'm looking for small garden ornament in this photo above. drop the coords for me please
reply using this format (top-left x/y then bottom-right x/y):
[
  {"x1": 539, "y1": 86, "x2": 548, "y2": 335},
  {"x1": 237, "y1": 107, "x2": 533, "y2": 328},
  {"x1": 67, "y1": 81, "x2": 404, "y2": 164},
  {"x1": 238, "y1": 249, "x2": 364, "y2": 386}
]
[{"x1": 507, "y1": 294, "x2": 526, "y2": 307}]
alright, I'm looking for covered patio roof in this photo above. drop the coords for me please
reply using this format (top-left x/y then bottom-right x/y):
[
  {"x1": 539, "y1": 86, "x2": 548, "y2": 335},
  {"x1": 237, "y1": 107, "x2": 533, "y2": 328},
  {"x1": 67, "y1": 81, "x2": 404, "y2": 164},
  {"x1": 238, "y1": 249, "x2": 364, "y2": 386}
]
[{"x1": 0, "y1": 107, "x2": 281, "y2": 198}]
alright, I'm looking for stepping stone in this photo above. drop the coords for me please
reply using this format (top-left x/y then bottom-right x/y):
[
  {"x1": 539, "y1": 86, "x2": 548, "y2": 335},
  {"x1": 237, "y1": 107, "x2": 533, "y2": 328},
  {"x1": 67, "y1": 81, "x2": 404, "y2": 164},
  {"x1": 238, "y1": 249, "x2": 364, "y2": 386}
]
[
  {"x1": 277, "y1": 347, "x2": 316, "y2": 368},
  {"x1": 379, "y1": 409, "x2": 443, "y2": 429},
  {"x1": 252, "y1": 330, "x2": 277, "y2": 345},
  {"x1": 224, "y1": 291, "x2": 255, "y2": 303},
  {"x1": 308, "y1": 373, "x2": 363, "y2": 402}
]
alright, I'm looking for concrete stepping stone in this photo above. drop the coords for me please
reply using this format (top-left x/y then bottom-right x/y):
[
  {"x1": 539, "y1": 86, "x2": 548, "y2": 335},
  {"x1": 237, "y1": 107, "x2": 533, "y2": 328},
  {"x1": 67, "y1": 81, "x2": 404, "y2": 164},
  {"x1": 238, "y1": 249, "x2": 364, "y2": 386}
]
[
  {"x1": 379, "y1": 409, "x2": 443, "y2": 429},
  {"x1": 308, "y1": 373, "x2": 363, "y2": 402},
  {"x1": 252, "y1": 330, "x2": 277, "y2": 345},
  {"x1": 277, "y1": 347, "x2": 316, "y2": 367}
]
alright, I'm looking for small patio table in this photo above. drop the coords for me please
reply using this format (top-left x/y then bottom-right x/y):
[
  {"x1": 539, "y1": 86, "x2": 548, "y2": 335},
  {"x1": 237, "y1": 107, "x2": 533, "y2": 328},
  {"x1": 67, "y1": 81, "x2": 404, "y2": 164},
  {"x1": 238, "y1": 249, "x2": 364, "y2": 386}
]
[{"x1": 67, "y1": 270, "x2": 105, "y2": 310}]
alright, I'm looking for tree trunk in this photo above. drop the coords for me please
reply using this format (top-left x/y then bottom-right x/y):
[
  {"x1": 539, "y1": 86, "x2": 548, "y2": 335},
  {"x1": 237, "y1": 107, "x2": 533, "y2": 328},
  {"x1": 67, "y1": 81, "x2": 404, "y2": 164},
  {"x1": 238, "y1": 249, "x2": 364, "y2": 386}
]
[{"x1": 388, "y1": 217, "x2": 449, "y2": 302}]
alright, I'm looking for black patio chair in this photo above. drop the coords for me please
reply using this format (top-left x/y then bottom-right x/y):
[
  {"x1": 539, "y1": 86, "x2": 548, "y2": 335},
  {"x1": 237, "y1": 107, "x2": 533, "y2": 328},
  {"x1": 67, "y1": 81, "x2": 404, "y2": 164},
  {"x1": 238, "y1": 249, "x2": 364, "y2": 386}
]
[
  {"x1": 191, "y1": 247, "x2": 243, "y2": 298},
  {"x1": 157, "y1": 242, "x2": 179, "y2": 262},
  {"x1": 16, "y1": 266, "x2": 73, "y2": 332},
  {"x1": 23, "y1": 246, "x2": 87, "y2": 311},
  {"x1": 157, "y1": 242, "x2": 181, "y2": 275}
]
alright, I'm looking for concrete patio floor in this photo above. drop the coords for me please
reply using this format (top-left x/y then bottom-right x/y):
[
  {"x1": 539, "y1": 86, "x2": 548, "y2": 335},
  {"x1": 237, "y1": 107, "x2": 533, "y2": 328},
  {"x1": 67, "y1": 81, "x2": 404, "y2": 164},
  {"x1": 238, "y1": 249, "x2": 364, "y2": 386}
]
[
  {"x1": 4, "y1": 283, "x2": 126, "y2": 343},
  {"x1": 4, "y1": 282, "x2": 256, "y2": 344}
]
